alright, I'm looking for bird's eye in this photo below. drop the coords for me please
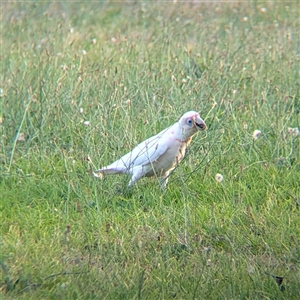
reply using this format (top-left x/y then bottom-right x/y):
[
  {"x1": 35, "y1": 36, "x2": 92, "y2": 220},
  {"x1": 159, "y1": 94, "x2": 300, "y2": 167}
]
[{"x1": 187, "y1": 119, "x2": 193, "y2": 127}]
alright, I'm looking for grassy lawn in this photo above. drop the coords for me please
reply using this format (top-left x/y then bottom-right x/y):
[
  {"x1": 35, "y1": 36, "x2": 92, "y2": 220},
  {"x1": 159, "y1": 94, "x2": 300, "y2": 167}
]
[{"x1": 1, "y1": 1, "x2": 299, "y2": 299}]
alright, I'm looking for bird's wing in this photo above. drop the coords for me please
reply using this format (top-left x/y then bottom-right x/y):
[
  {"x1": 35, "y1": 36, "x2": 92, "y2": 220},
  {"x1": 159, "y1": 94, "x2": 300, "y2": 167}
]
[{"x1": 98, "y1": 126, "x2": 173, "y2": 174}]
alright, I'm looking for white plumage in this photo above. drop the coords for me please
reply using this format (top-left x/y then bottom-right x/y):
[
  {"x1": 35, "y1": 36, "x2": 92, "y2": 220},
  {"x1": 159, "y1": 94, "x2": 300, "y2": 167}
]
[{"x1": 93, "y1": 111, "x2": 206, "y2": 187}]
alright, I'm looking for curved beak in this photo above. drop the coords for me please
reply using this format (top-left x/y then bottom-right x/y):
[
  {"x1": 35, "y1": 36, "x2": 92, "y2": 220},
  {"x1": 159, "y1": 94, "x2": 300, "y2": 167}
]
[{"x1": 195, "y1": 116, "x2": 207, "y2": 130}]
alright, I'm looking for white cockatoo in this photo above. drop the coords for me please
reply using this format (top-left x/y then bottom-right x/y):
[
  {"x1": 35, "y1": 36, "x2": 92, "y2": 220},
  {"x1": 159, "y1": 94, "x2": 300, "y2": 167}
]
[{"x1": 93, "y1": 111, "x2": 206, "y2": 188}]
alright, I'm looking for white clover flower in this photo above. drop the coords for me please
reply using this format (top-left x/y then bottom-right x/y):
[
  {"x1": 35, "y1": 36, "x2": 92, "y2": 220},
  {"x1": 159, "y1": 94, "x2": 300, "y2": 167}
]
[
  {"x1": 287, "y1": 127, "x2": 300, "y2": 136},
  {"x1": 61, "y1": 64, "x2": 68, "y2": 71},
  {"x1": 82, "y1": 49, "x2": 87, "y2": 55},
  {"x1": 252, "y1": 130, "x2": 262, "y2": 140},
  {"x1": 243, "y1": 16, "x2": 248, "y2": 22},
  {"x1": 261, "y1": 7, "x2": 267, "y2": 13},
  {"x1": 215, "y1": 173, "x2": 224, "y2": 183},
  {"x1": 83, "y1": 121, "x2": 90, "y2": 126},
  {"x1": 92, "y1": 38, "x2": 97, "y2": 44},
  {"x1": 16, "y1": 133, "x2": 26, "y2": 141},
  {"x1": 79, "y1": 107, "x2": 84, "y2": 113}
]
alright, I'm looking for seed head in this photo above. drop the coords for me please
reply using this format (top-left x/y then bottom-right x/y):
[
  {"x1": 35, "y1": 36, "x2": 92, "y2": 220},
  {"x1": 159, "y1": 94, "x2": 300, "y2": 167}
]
[
  {"x1": 215, "y1": 173, "x2": 224, "y2": 183},
  {"x1": 252, "y1": 130, "x2": 262, "y2": 140}
]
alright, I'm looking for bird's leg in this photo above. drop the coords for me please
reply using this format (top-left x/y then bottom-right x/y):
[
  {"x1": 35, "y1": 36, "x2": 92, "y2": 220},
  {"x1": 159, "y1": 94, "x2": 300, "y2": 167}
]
[
  {"x1": 128, "y1": 167, "x2": 146, "y2": 187},
  {"x1": 128, "y1": 177, "x2": 137, "y2": 187},
  {"x1": 159, "y1": 173, "x2": 170, "y2": 190}
]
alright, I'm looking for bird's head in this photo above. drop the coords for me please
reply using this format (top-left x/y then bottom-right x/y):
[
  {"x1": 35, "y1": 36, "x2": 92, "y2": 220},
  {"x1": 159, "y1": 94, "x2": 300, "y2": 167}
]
[{"x1": 179, "y1": 111, "x2": 207, "y2": 139}]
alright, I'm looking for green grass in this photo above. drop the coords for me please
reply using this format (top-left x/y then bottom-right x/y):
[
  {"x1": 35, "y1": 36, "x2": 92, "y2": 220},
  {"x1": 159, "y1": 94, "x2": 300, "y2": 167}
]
[{"x1": 1, "y1": 1, "x2": 299, "y2": 299}]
